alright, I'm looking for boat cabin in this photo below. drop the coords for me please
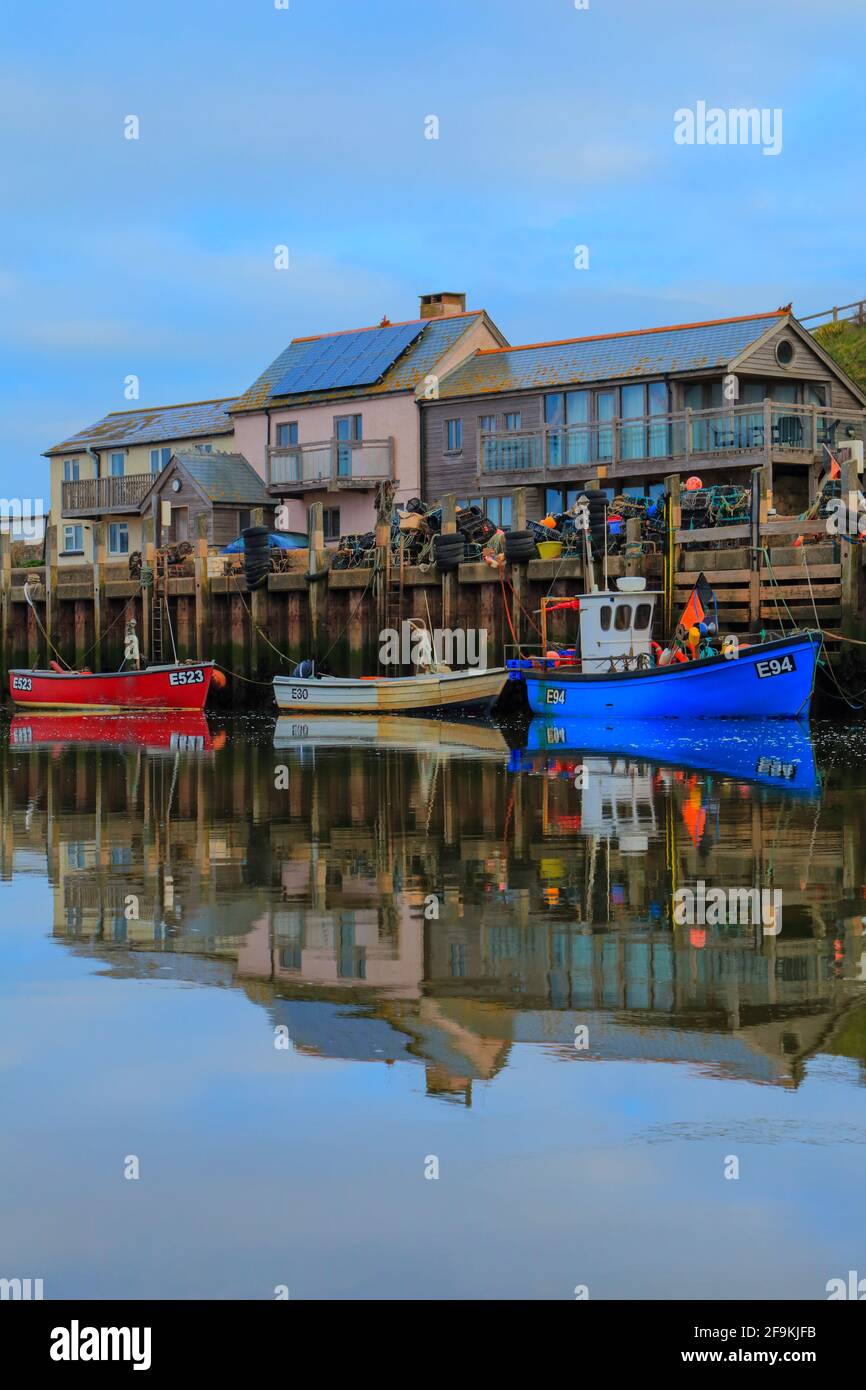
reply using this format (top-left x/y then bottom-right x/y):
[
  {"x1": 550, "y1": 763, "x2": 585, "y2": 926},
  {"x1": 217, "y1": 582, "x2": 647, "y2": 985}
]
[{"x1": 577, "y1": 584, "x2": 661, "y2": 674}]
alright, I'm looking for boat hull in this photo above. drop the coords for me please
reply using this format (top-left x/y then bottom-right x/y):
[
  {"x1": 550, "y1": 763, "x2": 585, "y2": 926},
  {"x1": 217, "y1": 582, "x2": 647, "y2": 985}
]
[
  {"x1": 9, "y1": 662, "x2": 215, "y2": 712},
  {"x1": 520, "y1": 635, "x2": 818, "y2": 719},
  {"x1": 272, "y1": 667, "x2": 508, "y2": 714}
]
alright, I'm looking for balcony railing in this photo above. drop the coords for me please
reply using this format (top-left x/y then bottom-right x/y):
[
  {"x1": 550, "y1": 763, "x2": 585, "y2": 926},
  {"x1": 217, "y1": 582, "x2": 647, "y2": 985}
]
[
  {"x1": 478, "y1": 401, "x2": 866, "y2": 478},
  {"x1": 62, "y1": 474, "x2": 154, "y2": 516},
  {"x1": 267, "y1": 438, "x2": 394, "y2": 491}
]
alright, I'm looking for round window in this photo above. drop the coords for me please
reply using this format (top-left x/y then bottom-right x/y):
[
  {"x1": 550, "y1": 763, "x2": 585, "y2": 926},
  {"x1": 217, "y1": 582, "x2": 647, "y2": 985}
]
[{"x1": 775, "y1": 339, "x2": 794, "y2": 367}]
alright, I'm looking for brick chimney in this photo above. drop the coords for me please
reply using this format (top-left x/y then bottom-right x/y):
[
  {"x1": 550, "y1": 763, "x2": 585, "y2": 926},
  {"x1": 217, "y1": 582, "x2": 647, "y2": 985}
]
[{"x1": 419, "y1": 292, "x2": 467, "y2": 320}]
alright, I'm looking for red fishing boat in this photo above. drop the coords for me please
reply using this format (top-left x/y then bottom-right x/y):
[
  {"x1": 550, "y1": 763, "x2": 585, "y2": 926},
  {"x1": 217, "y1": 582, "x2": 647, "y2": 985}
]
[{"x1": 8, "y1": 661, "x2": 216, "y2": 712}]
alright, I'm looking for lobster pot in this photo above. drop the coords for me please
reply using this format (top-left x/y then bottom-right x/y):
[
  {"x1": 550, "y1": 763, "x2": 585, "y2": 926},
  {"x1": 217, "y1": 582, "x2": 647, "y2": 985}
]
[{"x1": 242, "y1": 526, "x2": 270, "y2": 591}]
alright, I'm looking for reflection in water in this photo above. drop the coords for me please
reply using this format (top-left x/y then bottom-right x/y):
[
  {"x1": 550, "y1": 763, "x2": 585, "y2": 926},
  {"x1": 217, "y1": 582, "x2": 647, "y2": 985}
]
[{"x1": 3, "y1": 713, "x2": 866, "y2": 1296}]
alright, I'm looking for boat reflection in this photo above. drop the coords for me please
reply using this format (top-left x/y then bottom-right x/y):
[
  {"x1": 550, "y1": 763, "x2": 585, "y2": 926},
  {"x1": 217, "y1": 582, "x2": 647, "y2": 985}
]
[
  {"x1": 4, "y1": 717, "x2": 864, "y2": 1104},
  {"x1": 513, "y1": 717, "x2": 819, "y2": 794},
  {"x1": 9, "y1": 712, "x2": 220, "y2": 755}
]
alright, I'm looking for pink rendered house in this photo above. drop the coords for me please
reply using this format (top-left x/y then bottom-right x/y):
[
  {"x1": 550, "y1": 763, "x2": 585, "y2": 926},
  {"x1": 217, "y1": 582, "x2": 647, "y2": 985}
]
[{"x1": 230, "y1": 293, "x2": 508, "y2": 541}]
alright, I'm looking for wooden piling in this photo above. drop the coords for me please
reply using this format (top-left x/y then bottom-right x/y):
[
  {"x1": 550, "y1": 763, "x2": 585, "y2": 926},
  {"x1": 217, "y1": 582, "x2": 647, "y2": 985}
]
[
  {"x1": 440, "y1": 492, "x2": 456, "y2": 632},
  {"x1": 840, "y1": 455, "x2": 860, "y2": 634},
  {"x1": 625, "y1": 516, "x2": 641, "y2": 578},
  {"x1": 250, "y1": 506, "x2": 266, "y2": 678},
  {"x1": 0, "y1": 534, "x2": 11, "y2": 681},
  {"x1": 92, "y1": 522, "x2": 105, "y2": 670},
  {"x1": 193, "y1": 513, "x2": 210, "y2": 661},
  {"x1": 308, "y1": 502, "x2": 325, "y2": 665},
  {"x1": 509, "y1": 487, "x2": 527, "y2": 647},
  {"x1": 44, "y1": 524, "x2": 58, "y2": 663},
  {"x1": 141, "y1": 518, "x2": 154, "y2": 661},
  {"x1": 664, "y1": 474, "x2": 681, "y2": 638}
]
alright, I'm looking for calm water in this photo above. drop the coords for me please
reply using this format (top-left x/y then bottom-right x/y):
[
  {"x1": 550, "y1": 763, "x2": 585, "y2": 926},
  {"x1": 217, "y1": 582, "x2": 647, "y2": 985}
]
[{"x1": 2, "y1": 710, "x2": 866, "y2": 1300}]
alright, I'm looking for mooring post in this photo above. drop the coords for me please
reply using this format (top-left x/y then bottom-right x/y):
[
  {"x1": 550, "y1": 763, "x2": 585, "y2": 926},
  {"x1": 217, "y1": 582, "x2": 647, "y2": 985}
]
[
  {"x1": 625, "y1": 516, "x2": 641, "y2": 578},
  {"x1": 374, "y1": 486, "x2": 392, "y2": 668},
  {"x1": 193, "y1": 513, "x2": 210, "y2": 662},
  {"x1": 664, "y1": 474, "x2": 681, "y2": 639},
  {"x1": 840, "y1": 454, "x2": 860, "y2": 635},
  {"x1": 440, "y1": 492, "x2": 457, "y2": 632},
  {"x1": 749, "y1": 466, "x2": 768, "y2": 632},
  {"x1": 141, "y1": 518, "x2": 154, "y2": 662},
  {"x1": 0, "y1": 533, "x2": 11, "y2": 682},
  {"x1": 308, "y1": 501, "x2": 325, "y2": 665},
  {"x1": 44, "y1": 523, "x2": 58, "y2": 665},
  {"x1": 249, "y1": 505, "x2": 266, "y2": 678},
  {"x1": 92, "y1": 522, "x2": 105, "y2": 670},
  {"x1": 509, "y1": 487, "x2": 527, "y2": 648}
]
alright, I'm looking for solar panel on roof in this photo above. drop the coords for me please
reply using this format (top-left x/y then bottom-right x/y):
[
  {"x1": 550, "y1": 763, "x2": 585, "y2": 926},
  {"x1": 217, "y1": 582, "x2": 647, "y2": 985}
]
[{"x1": 270, "y1": 321, "x2": 424, "y2": 396}]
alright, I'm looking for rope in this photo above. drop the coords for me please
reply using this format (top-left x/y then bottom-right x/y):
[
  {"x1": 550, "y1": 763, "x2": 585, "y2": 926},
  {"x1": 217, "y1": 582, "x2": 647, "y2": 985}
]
[
  {"x1": 24, "y1": 582, "x2": 133, "y2": 670},
  {"x1": 214, "y1": 661, "x2": 273, "y2": 688}
]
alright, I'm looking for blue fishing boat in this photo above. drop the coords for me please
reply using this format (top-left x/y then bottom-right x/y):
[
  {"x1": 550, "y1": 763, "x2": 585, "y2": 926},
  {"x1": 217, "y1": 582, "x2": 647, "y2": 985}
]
[
  {"x1": 508, "y1": 577, "x2": 819, "y2": 720},
  {"x1": 513, "y1": 716, "x2": 819, "y2": 794}
]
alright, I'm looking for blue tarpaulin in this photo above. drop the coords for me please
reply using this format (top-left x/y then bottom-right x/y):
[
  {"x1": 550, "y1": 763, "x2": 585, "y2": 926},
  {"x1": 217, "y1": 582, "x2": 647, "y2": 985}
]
[{"x1": 222, "y1": 532, "x2": 307, "y2": 554}]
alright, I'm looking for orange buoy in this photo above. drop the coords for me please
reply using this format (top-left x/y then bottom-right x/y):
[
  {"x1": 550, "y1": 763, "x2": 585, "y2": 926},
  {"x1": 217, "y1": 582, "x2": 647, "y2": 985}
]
[{"x1": 211, "y1": 669, "x2": 227, "y2": 689}]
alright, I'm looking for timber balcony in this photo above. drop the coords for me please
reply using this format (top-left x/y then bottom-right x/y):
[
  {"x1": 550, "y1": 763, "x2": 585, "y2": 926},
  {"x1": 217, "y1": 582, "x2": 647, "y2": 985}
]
[
  {"x1": 61, "y1": 474, "x2": 153, "y2": 518},
  {"x1": 477, "y1": 401, "x2": 866, "y2": 483},
  {"x1": 266, "y1": 438, "x2": 394, "y2": 494}
]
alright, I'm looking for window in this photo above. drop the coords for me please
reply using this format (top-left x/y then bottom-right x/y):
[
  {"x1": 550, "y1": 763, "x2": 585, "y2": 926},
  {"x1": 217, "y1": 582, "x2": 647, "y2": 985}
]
[
  {"x1": 63, "y1": 458, "x2": 80, "y2": 482},
  {"x1": 614, "y1": 604, "x2": 633, "y2": 631},
  {"x1": 199, "y1": 443, "x2": 213, "y2": 453},
  {"x1": 479, "y1": 415, "x2": 496, "y2": 433},
  {"x1": 445, "y1": 418, "x2": 463, "y2": 451},
  {"x1": 504, "y1": 412, "x2": 522, "y2": 431},
  {"x1": 63, "y1": 524, "x2": 84, "y2": 553},
  {"x1": 775, "y1": 339, "x2": 795, "y2": 367},
  {"x1": 108, "y1": 522, "x2": 129, "y2": 555},
  {"x1": 634, "y1": 603, "x2": 652, "y2": 629},
  {"x1": 334, "y1": 414, "x2": 362, "y2": 440},
  {"x1": 237, "y1": 509, "x2": 251, "y2": 533},
  {"x1": 109, "y1": 452, "x2": 125, "y2": 476},
  {"x1": 600, "y1": 606, "x2": 612, "y2": 631},
  {"x1": 150, "y1": 447, "x2": 171, "y2": 474},
  {"x1": 486, "y1": 495, "x2": 512, "y2": 528},
  {"x1": 323, "y1": 507, "x2": 340, "y2": 541},
  {"x1": 334, "y1": 416, "x2": 362, "y2": 478},
  {"x1": 276, "y1": 422, "x2": 298, "y2": 447}
]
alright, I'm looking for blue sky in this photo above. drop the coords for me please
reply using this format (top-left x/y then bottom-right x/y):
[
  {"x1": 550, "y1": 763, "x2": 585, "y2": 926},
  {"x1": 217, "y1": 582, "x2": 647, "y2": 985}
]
[{"x1": 1, "y1": 0, "x2": 864, "y2": 501}]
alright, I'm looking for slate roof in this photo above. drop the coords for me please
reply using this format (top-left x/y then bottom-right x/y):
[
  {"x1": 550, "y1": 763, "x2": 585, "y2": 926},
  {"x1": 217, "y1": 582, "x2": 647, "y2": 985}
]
[
  {"x1": 45, "y1": 398, "x2": 237, "y2": 456},
  {"x1": 170, "y1": 450, "x2": 271, "y2": 505},
  {"x1": 430, "y1": 311, "x2": 790, "y2": 400},
  {"x1": 231, "y1": 311, "x2": 492, "y2": 413}
]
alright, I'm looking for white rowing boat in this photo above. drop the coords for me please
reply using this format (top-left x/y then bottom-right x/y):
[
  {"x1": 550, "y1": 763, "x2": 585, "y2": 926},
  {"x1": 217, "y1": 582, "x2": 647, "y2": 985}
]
[{"x1": 273, "y1": 666, "x2": 508, "y2": 714}]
